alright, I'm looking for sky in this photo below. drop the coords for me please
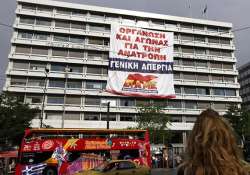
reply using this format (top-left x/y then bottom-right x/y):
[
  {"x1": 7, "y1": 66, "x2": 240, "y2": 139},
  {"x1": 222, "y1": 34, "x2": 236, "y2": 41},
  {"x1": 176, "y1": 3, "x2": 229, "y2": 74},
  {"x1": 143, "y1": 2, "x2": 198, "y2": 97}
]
[{"x1": 0, "y1": 0, "x2": 250, "y2": 89}]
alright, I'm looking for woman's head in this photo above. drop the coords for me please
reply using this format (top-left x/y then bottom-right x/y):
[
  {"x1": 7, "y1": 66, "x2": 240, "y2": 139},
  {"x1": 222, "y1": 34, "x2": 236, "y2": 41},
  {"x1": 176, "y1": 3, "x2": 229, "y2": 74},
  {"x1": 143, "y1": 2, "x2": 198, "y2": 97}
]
[{"x1": 184, "y1": 109, "x2": 247, "y2": 175}]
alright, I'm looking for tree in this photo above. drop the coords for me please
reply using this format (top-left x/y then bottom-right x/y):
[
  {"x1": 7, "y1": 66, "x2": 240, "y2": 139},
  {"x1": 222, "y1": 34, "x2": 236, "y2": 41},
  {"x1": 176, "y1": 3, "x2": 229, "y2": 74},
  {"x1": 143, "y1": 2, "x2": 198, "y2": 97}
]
[
  {"x1": 224, "y1": 105, "x2": 250, "y2": 141},
  {"x1": 136, "y1": 103, "x2": 171, "y2": 144},
  {"x1": 0, "y1": 92, "x2": 39, "y2": 148}
]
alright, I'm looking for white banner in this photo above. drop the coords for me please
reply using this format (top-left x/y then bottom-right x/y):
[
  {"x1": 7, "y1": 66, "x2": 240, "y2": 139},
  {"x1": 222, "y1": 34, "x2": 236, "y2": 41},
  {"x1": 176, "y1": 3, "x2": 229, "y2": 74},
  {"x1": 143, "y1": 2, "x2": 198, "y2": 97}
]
[{"x1": 106, "y1": 24, "x2": 175, "y2": 98}]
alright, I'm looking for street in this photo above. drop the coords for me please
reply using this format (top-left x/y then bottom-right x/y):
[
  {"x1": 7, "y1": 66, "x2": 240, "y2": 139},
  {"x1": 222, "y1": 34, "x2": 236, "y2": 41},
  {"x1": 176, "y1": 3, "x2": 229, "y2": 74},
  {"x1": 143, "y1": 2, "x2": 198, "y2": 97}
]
[{"x1": 151, "y1": 168, "x2": 177, "y2": 175}]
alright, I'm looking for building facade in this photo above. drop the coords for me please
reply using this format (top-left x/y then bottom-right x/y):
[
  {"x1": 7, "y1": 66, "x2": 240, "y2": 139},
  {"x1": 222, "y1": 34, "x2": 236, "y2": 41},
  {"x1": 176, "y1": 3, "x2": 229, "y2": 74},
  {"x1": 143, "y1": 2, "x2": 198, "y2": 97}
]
[
  {"x1": 239, "y1": 62, "x2": 250, "y2": 110},
  {"x1": 4, "y1": 0, "x2": 241, "y2": 147}
]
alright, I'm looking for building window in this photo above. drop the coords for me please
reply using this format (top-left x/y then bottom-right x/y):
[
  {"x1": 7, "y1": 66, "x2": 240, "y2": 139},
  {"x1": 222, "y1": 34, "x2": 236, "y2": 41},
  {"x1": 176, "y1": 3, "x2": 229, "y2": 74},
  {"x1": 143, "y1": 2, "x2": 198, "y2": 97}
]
[
  {"x1": 224, "y1": 76, "x2": 234, "y2": 83},
  {"x1": 36, "y1": 18, "x2": 51, "y2": 26},
  {"x1": 52, "y1": 48, "x2": 68, "y2": 57},
  {"x1": 51, "y1": 64, "x2": 65, "y2": 72},
  {"x1": 101, "y1": 114, "x2": 116, "y2": 121},
  {"x1": 197, "y1": 87, "x2": 210, "y2": 95},
  {"x1": 195, "y1": 48, "x2": 206, "y2": 55},
  {"x1": 49, "y1": 79, "x2": 65, "y2": 88},
  {"x1": 47, "y1": 96, "x2": 64, "y2": 104},
  {"x1": 225, "y1": 89, "x2": 236, "y2": 96},
  {"x1": 213, "y1": 103, "x2": 227, "y2": 110},
  {"x1": 71, "y1": 21, "x2": 86, "y2": 30},
  {"x1": 37, "y1": 5, "x2": 53, "y2": 12},
  {"x1": 220, "y1": 38, "x2": 230, "y2": 45},
  {"x1": 15, "y1": 46, "x2": 31, "y2": 54},
  {"x1": 120, "y1": 98, "x2": 135, "y2": 106},
  {"x1": 210, "y1": 62, "x2": 222, "y2": 69},
  {"x1": 67, "y1": 80, "x2": 82, "y2": 89},
  {"x1": 64, "y1": 112, "x2": 80, "y2": 120},
  {"x1": 174, "y1": 72, "x2": 181, "y2": 79},
  {"x1": 182, "y1": 47, "x2": 194, "y2": 54},
  {"x1": 197, "y1": 74, "x2": 209, "y2": 81},
  {"x1": 223, "y1": 63, "x2": 233, "y2": 70},
  {"x1": 185, "y1": 101, "x2": 197, "y2": 109},
  {"x1": 182, "y1": 60, "x2": 194, "y2": 67},
  {"x1": 184, "y1": 87, "x2": 196, "y2": 94},
  {"x1": 170, "y1": 116, "x2": 182, "y2": 122},
  {"x1": 185, "y1": 116, "x2": 197, "y2": 123},
  {"x1": 85, "y1": 81, "x2": 106, "y2": 90},
  {"x1": 212, "y1": 75, "x2": 223, "y2": 82},
  {"x1": 196, "y1": 61, "x2": 207, "y2": 67},
  {"x1": 33, "y1": 33, "x2": 49, "y2": 40},
  {"x1": 84, "y1": 113, "x2": 100, "y2": 120},
  {"x1": 68, "y1": 50, "x2": 84, "y2": 58},
  {"x1": 68, "y1": 65, "x2": 83, "y2": 73},
  {"x1": 70, "y1": 36, "x2": 85, "y2": 44},
  {"x1": 86, "y1": 66, "x2": 102, "y2": 74},
  {"x1": 168, "y1": 100, "x2": 182, "y2": 108},
  {"x1": 212, "y1": 88, "x2": 225, "y2": 96},
  {"x1": 30, "y1": 62, "x2": 46, "y2": 71},
  {"x1": 26, "y1": 95, "x2": 43, "y2": 104},
  {"x1": 197, "y1": 102, "x2": 210, "y2": 109},
  {"x1": 31, "y1": 46, "x2": 48, "y2": 55},
  {"x1": 54, "y1": 35, "x2": 69, "y2": 42},
  {"x1": 221, "y1": 50, "x2": 232, "y2": 57},
  {"x1": 207, "y1": 26, "x2": 218, "y2": 32},
  {"x1": 20, "y1": 17, "x2": 35, "y2": 25},
  {"x1": 65, "y1": 96, "x2": 81, "y2": 105},
  {"x1": 10, "y1": 77, "x2": 26, "y2": 86},
  {"x1": 18, "y1": 31, "x2": 33, "y2": 39},
  {"x1": 89, "y1": 24, "x2": 106, "y2": 32},
  {"x1": 183, "y1": 73, "x2": 196, "y2": 80},
  {"x1": 13, "y1": 61, "x2": 29, "y2": 69},
  {"x1": 181, "y1": 34, "x2": 193, "y2": 41},
  {"x1": 27, "y1": 78, "x2": 45, "y2": 87},
  {"x1": 85, "y1": 96, "x2": 100, "y2": 106},
  {"x1": 175, "y1": 86, "x2": 181, "y2": 94},
  {"x1": 55, "y1": 20, "x2": 70, "y2": 28},
  {"x1": 22, "y1": 4, "x2": 36, "y2": 11},
  {"x1": 120, "y1": 114, "x2": 135, "y2": 121},
  {"x1": 56, "y1": 7, "x2": 71, "y2": 14},
  {"x1": 209, "y1": 49, "x2": 220, "y2": 56},
  {"x1": 194, "y1": 35, "x2": 205, "y2": 42},
  {"x1": 45, "y1": 112, "x2": 62, "y2": 120}
]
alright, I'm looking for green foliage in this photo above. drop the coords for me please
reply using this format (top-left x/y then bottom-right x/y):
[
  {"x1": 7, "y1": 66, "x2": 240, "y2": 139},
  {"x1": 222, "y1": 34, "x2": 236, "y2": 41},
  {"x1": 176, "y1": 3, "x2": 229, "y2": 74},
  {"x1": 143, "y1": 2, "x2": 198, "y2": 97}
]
[
  {"x1": 224, "y1": 105, "x2": 250, "y2": 140},
  {"x1": 0, "y1": 92, "x2": 39, "y2": 147},
  {"x1": 136, "y1": 103, "x2": 171, "y2": 144}
]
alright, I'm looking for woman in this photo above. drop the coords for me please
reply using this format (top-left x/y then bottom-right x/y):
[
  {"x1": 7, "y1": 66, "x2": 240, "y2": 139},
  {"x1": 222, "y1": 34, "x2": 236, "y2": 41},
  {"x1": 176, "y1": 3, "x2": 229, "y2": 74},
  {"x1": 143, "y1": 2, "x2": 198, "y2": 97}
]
[{"x1": 177, "y1": 109, "x2": 248, "y2": 175}]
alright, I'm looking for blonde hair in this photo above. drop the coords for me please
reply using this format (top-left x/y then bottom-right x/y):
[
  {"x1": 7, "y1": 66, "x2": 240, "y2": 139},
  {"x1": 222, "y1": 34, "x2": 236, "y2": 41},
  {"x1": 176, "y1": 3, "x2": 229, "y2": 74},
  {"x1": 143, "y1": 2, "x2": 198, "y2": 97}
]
[{"x1": 182, "y1": 109, "x2": 247, "y2": 175}]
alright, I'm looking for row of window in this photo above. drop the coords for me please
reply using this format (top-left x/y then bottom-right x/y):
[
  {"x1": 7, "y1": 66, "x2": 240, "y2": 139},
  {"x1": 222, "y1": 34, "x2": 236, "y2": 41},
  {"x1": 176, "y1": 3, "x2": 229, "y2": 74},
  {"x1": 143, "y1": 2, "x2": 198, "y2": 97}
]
[
  {"x1": 174, "y1": 59, "x2": 234, "y2": 70},
  {"x1": 14, "y1": 45, "x2": 233, "y2": 60},
  {"x1": 15, "y1": 45, "x2": 109, "y2": 59},
  {"x1": 20, "y1": 3, "x2": 231, "y2": 34},
  {"x1": 17, "y1": 29, "x2": 231, "y2": 47},
  {"x1": 175, "y1": 34, "x2": 231, "y2": 45},
  {"x1": 12, "y1": 61, "x2": 108, "y2": 74},
  {"x1": 10, "y1": 76, "x2": 237, "y2": 97},
  {"x1": 174, "y1": 72, "x2": 235, "y2": 83},
  {"x1": 174, "y1": 46, "x2": 232, "y2": 57},
  {"x1": 24, "y1": 94, "x2": 236, "y2": 111},
  {"x1": 17, "y1": 31, "x2": 110, "y2": 46},
  {"x1": 42, "y1": 112, "x2": 136, "y2": 121}
]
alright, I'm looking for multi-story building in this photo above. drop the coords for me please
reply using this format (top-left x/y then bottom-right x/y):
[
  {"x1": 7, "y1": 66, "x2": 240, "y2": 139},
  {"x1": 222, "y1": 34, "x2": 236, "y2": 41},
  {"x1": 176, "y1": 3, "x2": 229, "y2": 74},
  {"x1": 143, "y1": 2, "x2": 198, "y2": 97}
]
[
  {"x1": 239, "y1": 62, "x2": 250, "y2": 110},
  {"x1": 4, "y1": 0, "x2": 241, "y2": 148}
]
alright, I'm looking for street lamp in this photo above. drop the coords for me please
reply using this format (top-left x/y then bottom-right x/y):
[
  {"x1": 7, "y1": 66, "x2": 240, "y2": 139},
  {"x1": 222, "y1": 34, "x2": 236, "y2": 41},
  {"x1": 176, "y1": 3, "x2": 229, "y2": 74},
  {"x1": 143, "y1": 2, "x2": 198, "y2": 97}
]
[
  {"x1": 40, "y1": 67, "x2": 49, "y2": 128},
  {"x1": 101, "y1": 100, "x2": 110, "y2": 129},
  {"x1": 61, "y1": 66, "x2": 72, "y2": 128}
]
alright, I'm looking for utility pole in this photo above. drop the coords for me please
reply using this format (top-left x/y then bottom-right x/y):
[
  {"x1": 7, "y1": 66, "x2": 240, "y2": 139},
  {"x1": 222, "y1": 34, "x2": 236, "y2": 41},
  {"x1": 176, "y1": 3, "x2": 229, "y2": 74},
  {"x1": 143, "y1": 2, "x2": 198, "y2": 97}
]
[
  {"x1": 107, "y1": 101, "x2": 110, "y2": 129},
  {"x1": 40, "y1": 68, "x2": 49, "y2": 128},
  {"x1": 61, "y1": 66, "x2": 72, "y2": 128}
]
